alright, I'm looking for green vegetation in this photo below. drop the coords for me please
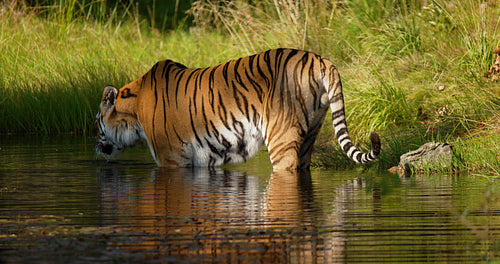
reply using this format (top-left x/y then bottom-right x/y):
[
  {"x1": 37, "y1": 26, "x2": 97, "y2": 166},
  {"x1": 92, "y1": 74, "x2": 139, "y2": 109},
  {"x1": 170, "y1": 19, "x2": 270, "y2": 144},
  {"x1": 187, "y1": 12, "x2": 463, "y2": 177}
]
[
  {"x1": 0, "y1": 0, "x2": 236, "y2": 134},
  {"x1": 0, "y1": 0, "x2": 499, "y2": 175}
]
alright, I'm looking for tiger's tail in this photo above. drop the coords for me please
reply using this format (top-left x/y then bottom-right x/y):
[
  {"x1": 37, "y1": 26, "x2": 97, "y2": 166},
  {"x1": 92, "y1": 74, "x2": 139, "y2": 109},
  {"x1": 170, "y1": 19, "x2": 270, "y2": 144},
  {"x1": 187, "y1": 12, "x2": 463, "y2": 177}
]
[{"x1": 323, "y1": 62, "x2": 381, "y2": 163}]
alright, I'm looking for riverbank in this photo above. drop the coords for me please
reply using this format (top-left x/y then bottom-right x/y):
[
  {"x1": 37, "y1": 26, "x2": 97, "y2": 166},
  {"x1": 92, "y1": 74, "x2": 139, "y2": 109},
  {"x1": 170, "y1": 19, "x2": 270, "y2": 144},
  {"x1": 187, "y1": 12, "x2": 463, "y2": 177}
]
[{"x1": 0, "y1": 1, "x2": 498, "y2": 175}]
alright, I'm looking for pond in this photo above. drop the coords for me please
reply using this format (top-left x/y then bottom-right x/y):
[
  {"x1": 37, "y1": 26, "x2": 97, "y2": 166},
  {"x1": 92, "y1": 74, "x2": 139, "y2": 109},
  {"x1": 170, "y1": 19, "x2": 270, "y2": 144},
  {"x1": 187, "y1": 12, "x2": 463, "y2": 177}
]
[{"x1": 1, "y1": 135, "x2": 499, "y2": 263}]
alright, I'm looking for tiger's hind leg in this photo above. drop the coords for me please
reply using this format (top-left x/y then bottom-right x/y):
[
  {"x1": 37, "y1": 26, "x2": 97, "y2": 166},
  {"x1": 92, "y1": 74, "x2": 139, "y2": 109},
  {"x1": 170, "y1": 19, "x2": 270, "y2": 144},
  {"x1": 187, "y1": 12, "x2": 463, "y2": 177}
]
[
  {"x1": 265, "y1": 111, "x2": 327, "y2": 171},
  {"x1": 298, "y1": 106, "x2": 328, "y2": 169},
  {"x1": 298, "y1": 116, "x2": 327, "y2": 169},
  {"x1": 267, "y1": 123, "x2": 325, "y2": 171},
  {"x1": 266, "y1": 127, "x2": 303, "y2": 171},
  {"x1": 264, "y1": 94, "x2": 329, "y2": 171}
]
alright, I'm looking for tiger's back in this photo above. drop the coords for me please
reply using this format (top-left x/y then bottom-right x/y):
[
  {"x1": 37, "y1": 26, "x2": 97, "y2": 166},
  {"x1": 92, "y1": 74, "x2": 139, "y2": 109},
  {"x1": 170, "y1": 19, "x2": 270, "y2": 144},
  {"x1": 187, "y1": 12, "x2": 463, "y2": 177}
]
[{"x1": 96, "y1": 49, "x2": 380, "y2": 171}]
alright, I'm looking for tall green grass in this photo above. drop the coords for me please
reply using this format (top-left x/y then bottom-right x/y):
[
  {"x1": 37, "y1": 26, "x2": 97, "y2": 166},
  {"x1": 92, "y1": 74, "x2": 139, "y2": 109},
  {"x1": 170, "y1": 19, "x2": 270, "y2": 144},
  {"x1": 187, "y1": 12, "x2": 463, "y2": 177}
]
[
  {"x1": 0, "y1": 1, "x2": 131, "y2": 133},
  {"x1": 190, "y1": 0, "x2": 500, "y2": 174},
  {"x1": 453, "y1": 129, "x2": 500, "y2": 177},
  {"x1": 0, "y1": 1, "x2": 238, "y2": 134},
  {"x1": 0, "y1": 0, "x2": 499, "y2": 175}
]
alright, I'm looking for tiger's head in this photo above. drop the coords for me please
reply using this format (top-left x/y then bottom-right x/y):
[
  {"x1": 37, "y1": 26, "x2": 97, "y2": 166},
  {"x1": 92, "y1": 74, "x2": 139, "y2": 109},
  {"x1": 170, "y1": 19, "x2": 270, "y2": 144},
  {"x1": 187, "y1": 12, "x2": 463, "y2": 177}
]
[{"x1": 96, "y1": 85, "x2": 144, "y2": 160}]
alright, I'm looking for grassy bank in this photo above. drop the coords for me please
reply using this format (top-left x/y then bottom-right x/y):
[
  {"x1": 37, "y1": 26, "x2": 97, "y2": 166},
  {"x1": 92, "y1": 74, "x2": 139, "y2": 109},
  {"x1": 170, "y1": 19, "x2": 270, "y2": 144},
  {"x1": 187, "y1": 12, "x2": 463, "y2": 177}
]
[
  {"x1": 0, "y1": 1, "x2": 239, "y2": 134},
  {"x1": 0, "y1": 0, "x2": 499, "y2": 175},
  {"x1": 192, "y1": 0, "x2": 500, "y2": 174}
]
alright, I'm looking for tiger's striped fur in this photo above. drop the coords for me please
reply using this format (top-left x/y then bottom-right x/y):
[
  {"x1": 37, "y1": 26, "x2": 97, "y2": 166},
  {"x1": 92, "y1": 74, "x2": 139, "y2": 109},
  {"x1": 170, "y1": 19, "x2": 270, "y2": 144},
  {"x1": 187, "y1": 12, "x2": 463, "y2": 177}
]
[{"x1": 96, "y1": 48, "x2": 380, "y2": 171}]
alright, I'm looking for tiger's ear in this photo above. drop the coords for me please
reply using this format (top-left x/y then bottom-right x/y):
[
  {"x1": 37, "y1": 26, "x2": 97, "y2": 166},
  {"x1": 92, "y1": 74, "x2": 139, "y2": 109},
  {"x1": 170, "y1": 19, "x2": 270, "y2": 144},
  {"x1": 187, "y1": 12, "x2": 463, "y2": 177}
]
[{"x1": 101, "y1": 85, "x2": 118, "y2": 112}]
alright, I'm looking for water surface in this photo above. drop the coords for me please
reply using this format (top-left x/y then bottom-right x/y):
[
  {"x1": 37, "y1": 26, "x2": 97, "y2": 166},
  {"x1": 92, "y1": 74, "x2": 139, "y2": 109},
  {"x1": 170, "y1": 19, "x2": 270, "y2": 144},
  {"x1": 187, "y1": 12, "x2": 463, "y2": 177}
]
[{"x1": 1, "y1": 136, "x2": 499, "y2": 263}]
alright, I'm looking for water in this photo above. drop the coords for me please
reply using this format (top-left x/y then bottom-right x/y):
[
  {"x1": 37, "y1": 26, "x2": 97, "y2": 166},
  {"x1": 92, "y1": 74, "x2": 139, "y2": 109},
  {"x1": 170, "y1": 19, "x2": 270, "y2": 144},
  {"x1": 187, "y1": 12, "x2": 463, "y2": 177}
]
[{"x1": 1, "y1": 135, "x2": 499, "y2": 263}]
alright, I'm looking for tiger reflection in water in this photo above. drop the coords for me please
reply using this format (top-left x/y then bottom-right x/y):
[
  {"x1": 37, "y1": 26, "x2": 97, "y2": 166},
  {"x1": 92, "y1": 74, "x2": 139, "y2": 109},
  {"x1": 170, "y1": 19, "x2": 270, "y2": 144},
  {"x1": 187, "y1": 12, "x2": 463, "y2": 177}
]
[{"x1": 96, "y1": 165, "x2": 353, "y2": 262}]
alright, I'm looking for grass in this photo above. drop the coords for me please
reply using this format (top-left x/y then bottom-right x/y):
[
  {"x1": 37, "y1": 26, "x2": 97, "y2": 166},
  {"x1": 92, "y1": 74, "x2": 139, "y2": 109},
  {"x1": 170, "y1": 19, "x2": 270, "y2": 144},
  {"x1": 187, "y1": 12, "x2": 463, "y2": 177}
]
[
  {"x1": 0, "y1": 0, "x2": 499, "y2": 175},
  {"x1": 191, "y1": 0, "x2": 500, "y2": 174},
  {"x1": 453, "y1": 127, "x2": 500, "y2": 177},
  {"x1": 0, "y1": 1, "x2": 238, "y2": 134}
]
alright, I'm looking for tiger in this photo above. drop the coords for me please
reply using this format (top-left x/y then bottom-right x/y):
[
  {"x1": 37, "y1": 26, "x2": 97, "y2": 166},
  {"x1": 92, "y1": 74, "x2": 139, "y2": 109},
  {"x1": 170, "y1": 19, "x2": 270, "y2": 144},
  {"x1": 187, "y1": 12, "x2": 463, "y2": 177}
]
[{"x1": 96, "y1": 48, "x2": 380, "y2": 171}]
